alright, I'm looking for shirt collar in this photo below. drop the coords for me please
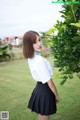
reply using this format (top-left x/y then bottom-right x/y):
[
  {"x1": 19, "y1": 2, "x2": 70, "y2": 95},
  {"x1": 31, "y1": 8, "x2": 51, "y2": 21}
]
[{"x1": 34, "y1": 51, "x2": 41, "y2": 55}]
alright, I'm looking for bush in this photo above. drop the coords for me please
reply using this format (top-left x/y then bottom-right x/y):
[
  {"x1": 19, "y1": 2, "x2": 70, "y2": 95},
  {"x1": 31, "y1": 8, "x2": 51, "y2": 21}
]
[{"x1": 0, "y1": 45, "x2": 10, "y2": 62}]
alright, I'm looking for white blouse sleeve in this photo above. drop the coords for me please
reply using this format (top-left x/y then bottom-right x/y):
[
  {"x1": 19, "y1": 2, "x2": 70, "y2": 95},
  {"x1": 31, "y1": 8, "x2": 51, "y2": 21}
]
[
  {"x1": 35, "y1": 56, "x2": 53, "y2": 84},
  {"x1": 44, "y1": 58, "x2": 53, "y2": 76}
]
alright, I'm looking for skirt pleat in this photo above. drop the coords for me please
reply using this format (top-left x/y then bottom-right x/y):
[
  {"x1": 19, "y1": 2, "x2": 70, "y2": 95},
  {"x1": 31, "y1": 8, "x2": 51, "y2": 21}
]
[{"x1": 28, "y1": 82, "x2": 57, "y2": 115}]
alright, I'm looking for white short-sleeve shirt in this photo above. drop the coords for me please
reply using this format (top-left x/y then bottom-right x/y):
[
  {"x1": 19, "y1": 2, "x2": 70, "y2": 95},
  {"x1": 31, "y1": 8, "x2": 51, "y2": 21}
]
[{"x1": 28, "y1": 54, "x2": 53, "y2": 84}]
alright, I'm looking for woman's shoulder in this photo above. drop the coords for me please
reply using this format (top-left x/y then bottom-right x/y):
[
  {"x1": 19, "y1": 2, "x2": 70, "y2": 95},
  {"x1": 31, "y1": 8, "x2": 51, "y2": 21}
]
[
  {"x1": 28, "y1": 55, "x2": 48, "y2": 62},
  {"x1": 35, "y1": 55, "x2": 49, "y2": 63},
  {"x1": 28, "y1": 55, "x2": 43, "y2": 62},
  {"x1": 34, "y1": 55, "x2": 44, "y2": 63}
]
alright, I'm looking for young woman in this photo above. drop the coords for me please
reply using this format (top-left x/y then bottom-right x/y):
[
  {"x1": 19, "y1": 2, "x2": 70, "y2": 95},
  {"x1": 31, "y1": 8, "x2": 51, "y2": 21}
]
[{"x1": 23, "y1": 30, "x2": 60, "y2": 120}]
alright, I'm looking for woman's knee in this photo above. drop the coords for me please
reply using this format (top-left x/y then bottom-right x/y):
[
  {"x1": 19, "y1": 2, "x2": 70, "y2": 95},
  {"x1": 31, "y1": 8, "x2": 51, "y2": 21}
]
[{"x1": 38, "y1": 114, "x2": 50, "y2": 120}]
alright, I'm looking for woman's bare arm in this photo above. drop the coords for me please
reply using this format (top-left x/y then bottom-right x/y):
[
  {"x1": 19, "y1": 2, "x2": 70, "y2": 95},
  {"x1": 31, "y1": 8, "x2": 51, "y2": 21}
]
[{"x1": 47, "y1": 79, "x2": 60, "y2": 103}]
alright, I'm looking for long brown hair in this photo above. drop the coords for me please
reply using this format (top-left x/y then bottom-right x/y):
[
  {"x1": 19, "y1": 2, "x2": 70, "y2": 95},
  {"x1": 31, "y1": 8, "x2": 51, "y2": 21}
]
[{"x1": 23, "y1": 30, "x2": 39, "y2": 58}]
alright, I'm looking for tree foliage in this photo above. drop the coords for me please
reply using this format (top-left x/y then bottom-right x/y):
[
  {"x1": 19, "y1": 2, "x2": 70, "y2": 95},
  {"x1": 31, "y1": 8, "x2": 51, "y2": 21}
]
[
  {"x1": 52, "y1": 4, "x2": 80, "y2": 84},
  {"x1": 52, "y1": 0, "x2": 80, "y2": 3},
  {"x1": 42, "y1": 3, "x2": 80, "y2": 84}
]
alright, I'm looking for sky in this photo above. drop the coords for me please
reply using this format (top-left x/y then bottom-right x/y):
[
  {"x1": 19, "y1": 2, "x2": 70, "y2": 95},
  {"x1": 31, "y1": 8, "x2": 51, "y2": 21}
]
[{"x1": 0, "y1": 0, "x2": 64, "y2": 38}]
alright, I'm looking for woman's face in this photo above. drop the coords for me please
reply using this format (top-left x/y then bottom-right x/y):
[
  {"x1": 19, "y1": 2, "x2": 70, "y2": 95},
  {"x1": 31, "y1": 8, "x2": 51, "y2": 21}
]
[{"x1": 33, "y1": 35, "x2": 42, "y2": 52}]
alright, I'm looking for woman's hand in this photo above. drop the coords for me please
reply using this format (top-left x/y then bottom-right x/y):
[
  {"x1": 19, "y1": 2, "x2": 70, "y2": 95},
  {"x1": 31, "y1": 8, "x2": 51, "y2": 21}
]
[{"x1": 55, "y1": 95, "x2": 60, "y2": 103}]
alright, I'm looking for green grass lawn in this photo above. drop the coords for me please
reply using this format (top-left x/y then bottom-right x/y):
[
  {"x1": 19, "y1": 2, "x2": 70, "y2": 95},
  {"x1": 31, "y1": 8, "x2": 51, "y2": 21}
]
[{"x1": 0, "y1": 58, "x2": 80, "y2": 120}]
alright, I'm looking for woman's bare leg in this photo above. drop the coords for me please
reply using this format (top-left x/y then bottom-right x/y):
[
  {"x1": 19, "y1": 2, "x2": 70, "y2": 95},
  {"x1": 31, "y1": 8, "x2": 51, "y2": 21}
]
[{"x1": 38, "y1": 114, "x2": 50, "y2": 120}]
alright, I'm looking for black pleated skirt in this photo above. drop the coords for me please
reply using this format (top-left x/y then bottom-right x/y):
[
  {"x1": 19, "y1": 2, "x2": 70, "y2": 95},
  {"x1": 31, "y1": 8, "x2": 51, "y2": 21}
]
[{"x1": 28, "y1": 82, "x2": 57, "y2": 115}]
